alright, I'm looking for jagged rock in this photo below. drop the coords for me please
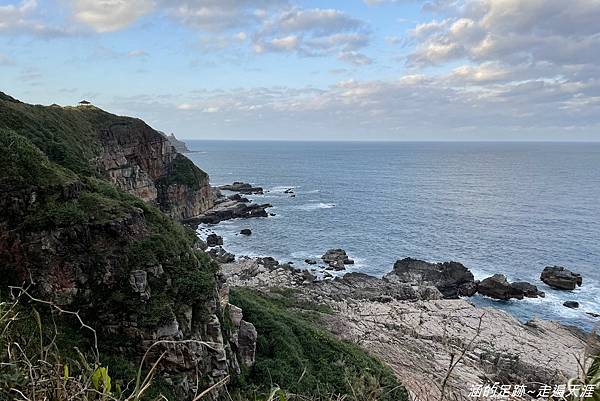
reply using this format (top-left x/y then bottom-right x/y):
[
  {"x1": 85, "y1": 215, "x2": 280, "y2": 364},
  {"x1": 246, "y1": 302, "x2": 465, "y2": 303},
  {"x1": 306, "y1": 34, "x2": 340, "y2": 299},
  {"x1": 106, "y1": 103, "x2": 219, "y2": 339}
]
[
  {"x1": 305, "y1": 259, "x2": 318, "y2": 265},
  {"x1": 284, "y1": 188, "x2": 294, "y2": 194},
  {"x1": 477, "y1": 274, "x2": 524, "y2": 300},
  {"x1": 240, "y1": 229, "x2": 252, "y2": 236},
  {"x1": 587, "y1": 312, "x2": 600, "y2": 318},
  {"x1": 563, "y1": 301, "x2": 579, "y2": 309},
  {"x1": 206, "y1": 234, "x2": 224, "y2": 247},
  {"x1": 257, "y1": 257, "x2": 279, "y2": 270},
  {"x1": 458, "y1": 281, "x2": 478, "y2": 297},
  {"x1": 228, "y1": 194, "x2": 250, "y2": 203},
  {"x1": 218, "y1": 182, "x2": 263, "y2": 194},
  {"x1": 237, "y1": 321, "x2": 257, "y2": 367},
  {"x1": 321, "y1": 249, "x2": 354, "y2": 271},
  {"x1": 129, "y1": 270, "x2": 150, "y2": 300},
  {"x1": 511, "y1": 281, "x2": 545, "y2": 298},
  {"x1": 191, "y1": 200, "x2": 272, "y2": 225},
  {"x1": 208, "y1": 247, "x2": 235, "y2": 263},
  {"x1": 385, "y1": 258, "x2": 475, "y2": 299},
  {"x1": 541, "y1": 266, "x2": 582, "y2": 290}
]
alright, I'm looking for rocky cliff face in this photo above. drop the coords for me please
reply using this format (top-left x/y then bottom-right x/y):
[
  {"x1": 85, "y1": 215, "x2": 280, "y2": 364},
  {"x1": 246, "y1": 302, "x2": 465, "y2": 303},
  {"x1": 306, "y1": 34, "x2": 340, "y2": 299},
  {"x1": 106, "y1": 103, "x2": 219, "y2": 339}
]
[
  {"x1": 96, "y1": 119, "x2": 215, "y2": 220},
  {"x1": 0, "y1": 97, "x2": 254, "y2": 399}
]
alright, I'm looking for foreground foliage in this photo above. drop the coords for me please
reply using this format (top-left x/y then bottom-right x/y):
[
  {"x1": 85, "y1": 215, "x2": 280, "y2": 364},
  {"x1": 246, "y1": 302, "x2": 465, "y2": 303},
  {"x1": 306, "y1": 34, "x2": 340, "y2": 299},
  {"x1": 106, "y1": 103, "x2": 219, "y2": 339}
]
[{"x1": 229, "y1": 288, "x2": 408, "y2": 401}]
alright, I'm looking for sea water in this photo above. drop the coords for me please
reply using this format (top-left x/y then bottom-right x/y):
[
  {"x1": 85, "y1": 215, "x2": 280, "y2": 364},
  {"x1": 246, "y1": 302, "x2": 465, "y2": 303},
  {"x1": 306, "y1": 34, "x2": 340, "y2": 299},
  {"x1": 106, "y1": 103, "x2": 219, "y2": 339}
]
[{"x1": 186, "y1": 141, "x2": 600, "y2": 331}]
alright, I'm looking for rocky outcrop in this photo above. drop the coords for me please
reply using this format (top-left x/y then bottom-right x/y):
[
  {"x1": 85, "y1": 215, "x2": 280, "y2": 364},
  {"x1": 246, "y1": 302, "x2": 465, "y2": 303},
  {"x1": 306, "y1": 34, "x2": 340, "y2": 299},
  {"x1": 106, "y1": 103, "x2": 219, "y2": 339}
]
[
  {"x1": 541, "y1": 266, "x2": 583, "y2": 290},
  {"x1": 189, "y1": 198, "x2": 271, "y2": 225},
  {"x1": 477, "y1": 274, "x2": 524, "y2": 300},
  {"x1": 220, "y1": 257, "x2": 592, "y2": 401},
  {"x1": 321, "y1": 249, "x2": 354, "y2": 271},
  {"x1": 207, "y1": 234, "x2": 224, "y2": 247},
  {"x1": 564, "y1": 301, "x2": 580, "y2": 309},
  {"x1": 385, "y1": 258, "x2": 475, "y2": 298},
  {"x1": 163, "y1": 132, "x2": 190, "y2": 153},
  {"x1": 218, "y1": 182, "x2": 264, "y2": 194},
  {"x1": 511, "y1": 281, "x2": 545, "y2": 298},
  {"x1": 208, "y1": 247, "x2": 235, "y2": 264},
  {"x1": 97, "y1": 120, "x2": 216, "y2": 221}
]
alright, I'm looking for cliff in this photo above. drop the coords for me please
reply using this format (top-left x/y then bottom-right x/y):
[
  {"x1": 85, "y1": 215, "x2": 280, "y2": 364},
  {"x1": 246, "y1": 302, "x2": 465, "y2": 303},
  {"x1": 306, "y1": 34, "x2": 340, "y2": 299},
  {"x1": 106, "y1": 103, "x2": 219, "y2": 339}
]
[
  {"x1": 0, "y1": 94, "x2": 215, "y2": 220},
  {"x1": 0, "y1": 96, "x2": 252, "y2": 399},
  {"x1": 161, "y1": 131, "x2": 191, "y2": 153}
]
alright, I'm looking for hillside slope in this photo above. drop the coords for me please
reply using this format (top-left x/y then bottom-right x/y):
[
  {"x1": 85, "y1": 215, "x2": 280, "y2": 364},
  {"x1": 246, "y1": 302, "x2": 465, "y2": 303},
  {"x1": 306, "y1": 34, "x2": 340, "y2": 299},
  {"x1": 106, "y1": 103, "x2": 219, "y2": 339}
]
[{"x1": 0, "y1": 94, "x2": 215, "y2": 220}]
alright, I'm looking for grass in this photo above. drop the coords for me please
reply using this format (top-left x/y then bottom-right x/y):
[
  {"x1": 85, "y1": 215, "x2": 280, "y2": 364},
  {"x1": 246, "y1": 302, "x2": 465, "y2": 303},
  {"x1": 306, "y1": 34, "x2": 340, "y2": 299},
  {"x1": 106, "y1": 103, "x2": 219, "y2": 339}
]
[
  {"x1": 157, "y1": 153, "x2": 209, "y2": 191},
  {"x1": 228, "y1": 288, "x2": 408, "y2": 401}
]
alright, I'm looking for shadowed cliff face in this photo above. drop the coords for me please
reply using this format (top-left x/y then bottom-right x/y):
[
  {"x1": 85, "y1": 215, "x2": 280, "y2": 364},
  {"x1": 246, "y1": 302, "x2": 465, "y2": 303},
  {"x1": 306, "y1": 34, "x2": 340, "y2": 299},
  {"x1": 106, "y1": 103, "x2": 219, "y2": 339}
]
[
  {"x1": 0, "y1": 93, "x2": 215, "y2": 221},
  {"x1": 0, "y1": 95, "x2": 252, "y2": 399}
]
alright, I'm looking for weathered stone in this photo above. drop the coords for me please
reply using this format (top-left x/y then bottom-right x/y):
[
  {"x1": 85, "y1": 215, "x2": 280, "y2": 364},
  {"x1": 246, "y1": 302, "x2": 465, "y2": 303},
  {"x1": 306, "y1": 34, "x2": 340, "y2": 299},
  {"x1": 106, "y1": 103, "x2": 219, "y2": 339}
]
[
  {"x1": 206, "y1": 234, "x2": 223, "y2": 247},
  {"x1": 477, "y1": 274, "x2": 524, "y2": 300},
  {"x1": 240, "y1": 229, "x2": 252, "y2": 236},
  {"x1": 563, "y1": 301, "x2": 579, "y2": 309},
  {"x1": 218, "y1": 182, "x2": 263, "y2": 194},
  {"x1": 511, "y1": 281, "x2": 545, "y2": 298},
  {"x1": 541, "y1": 266, "x2": 582, "y2": 290},
  {"x1": 305, "y1": 259, "x2": 318, "y2": 265},
  {"x1": 385, "y1": 258, "x2": 475, "y2": 299}
]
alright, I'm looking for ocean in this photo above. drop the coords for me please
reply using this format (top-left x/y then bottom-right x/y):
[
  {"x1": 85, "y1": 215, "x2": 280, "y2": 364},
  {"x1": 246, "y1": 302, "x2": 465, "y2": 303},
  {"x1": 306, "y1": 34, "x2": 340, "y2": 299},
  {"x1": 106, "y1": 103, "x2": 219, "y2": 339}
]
[{"x1": 185, "y1": 141, "x2": 600, "y2": 331}]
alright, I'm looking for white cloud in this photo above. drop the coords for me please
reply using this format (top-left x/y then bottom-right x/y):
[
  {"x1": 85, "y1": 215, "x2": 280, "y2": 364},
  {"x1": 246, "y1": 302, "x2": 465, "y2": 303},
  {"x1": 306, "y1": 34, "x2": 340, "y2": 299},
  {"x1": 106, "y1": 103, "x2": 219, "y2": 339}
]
[
  {"x1": 0, "y1": 0, "x2": 72, "y2": 36},
  {"x1": 69, "y1": 0, "x2": 154, "y2": 33},
  {"x1": 253, "y1": 7, "x2": 371, "y2": 62}
]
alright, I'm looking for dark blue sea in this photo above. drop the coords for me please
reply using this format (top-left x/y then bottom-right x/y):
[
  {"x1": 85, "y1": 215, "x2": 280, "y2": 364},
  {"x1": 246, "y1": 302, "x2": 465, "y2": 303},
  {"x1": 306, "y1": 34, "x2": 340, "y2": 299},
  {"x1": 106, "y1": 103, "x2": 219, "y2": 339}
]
[{"x1": 185, "y1": 141, "x2": 600, "y2": 330}]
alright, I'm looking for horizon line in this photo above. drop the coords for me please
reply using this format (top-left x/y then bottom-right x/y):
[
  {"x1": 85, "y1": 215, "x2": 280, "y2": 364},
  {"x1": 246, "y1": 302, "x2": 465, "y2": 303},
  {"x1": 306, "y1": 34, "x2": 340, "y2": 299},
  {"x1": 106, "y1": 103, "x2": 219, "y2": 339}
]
[{"x1": 179, "y1": 138, "x2": 600, "y2": 144}]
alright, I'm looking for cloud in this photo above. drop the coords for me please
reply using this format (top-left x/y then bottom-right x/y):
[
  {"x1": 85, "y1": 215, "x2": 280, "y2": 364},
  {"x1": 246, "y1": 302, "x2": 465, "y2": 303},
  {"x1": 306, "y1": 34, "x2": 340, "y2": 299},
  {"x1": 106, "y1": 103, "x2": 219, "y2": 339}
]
[
  {"x1": 252, "y1": 7, "x2": 371, "y2": 62},
  {"x1": 69, "y1": 0, "x2": 154, "y2": 33},
  {"x1": 408, "y1": 0, "x2": 600, "y2": 67},
  {"x1": 0, "y1": 0, "x2": 73, "y2": 36},
  {"x1": 337, "y1": 51, "x2": 373, "y2": 66}
]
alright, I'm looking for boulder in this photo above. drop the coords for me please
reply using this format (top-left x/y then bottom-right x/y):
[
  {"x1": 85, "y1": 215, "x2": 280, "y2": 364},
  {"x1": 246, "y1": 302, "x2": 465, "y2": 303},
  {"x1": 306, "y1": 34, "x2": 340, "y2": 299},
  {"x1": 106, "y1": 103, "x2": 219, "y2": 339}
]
[
  {"x1": 240, "y1": 229, "x2": 252, "y2": 236},
  {"x1": 218, "y1": 182, "x2": 263, "y2": 194},
  {"x1": 477, "y1": 275, "x2": 524, "y2": 300},
  {"x1": 511, "y1": 281, "x2": 545, "y2": 298},
  {"x1": 385, "y1": 258, "x2": 475, "y2": 299},
  {"x1": 207, "y1": 247, "x2": 235, "y2": 263},
  {"x1": 206, "y1": 233, "x2": 223, "y2": 247},
  {"x1": 321, "y1": 249, "x2": 354, "y2": 270},
  {"x1": 540, "y1": 266, "x2": 582, "y2": 290},
  {"x1": 563, "y1": 301, "x2": 579, "y2": 309},
  {"x1": 305, "y1": 259, "x2": 318, "y2": 265},
  {"x1": 228, "y1": 194, "x2": 250, "y2": 203},
  {"x1": 257, "y1": 256, "x2": 279, "y2": 270}
]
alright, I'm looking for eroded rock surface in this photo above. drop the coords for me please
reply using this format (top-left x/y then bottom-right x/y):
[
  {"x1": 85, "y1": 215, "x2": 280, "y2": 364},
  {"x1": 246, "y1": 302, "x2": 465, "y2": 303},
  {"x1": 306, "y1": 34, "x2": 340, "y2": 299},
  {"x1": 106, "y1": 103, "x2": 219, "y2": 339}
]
[
  {"x1": 221, "y1": 258, "x2": 592, "y2": 401},
  {"x1": 385, "y1": 258, "x2": 475, "y2": 298},
  {"x1": 541, "y1": 266, "x2": 583, "y2": 290}
]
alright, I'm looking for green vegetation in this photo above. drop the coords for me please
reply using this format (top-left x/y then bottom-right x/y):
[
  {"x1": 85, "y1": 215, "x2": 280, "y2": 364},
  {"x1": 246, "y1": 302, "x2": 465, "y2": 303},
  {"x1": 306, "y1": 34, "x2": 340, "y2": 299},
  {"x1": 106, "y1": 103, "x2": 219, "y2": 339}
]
[
  {"x1": 0, "y1": 129, "x2": 78, "y2": 187},
  {"x1": 229, "y1": 288, "x2": 408, "y2": 401},
  {"x1": 157, "y1": 153, "x2": 209, "y2": 191}
]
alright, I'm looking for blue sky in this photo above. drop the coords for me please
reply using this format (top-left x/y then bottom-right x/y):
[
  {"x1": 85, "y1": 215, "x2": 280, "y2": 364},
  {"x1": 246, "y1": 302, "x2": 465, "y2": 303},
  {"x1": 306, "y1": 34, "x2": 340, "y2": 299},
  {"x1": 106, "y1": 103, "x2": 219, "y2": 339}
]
[{"x1": 1, "y1": 0, "x2": 600, "y2": 141}]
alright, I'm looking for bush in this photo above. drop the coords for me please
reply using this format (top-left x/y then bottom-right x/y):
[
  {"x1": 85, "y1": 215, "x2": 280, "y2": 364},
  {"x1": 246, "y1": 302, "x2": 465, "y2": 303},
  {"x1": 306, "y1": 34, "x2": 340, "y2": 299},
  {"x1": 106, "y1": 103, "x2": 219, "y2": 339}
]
[{"x1": 229, "y1": 289, "x2": 408, "y2": 401}]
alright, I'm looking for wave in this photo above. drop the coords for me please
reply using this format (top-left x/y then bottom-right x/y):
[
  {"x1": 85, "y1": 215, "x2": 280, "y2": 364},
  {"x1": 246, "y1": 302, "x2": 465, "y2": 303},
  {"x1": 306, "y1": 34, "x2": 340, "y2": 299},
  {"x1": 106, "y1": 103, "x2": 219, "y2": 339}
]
[{"x1": 293, "y1": 202, "x2": 336, "y2": 211}]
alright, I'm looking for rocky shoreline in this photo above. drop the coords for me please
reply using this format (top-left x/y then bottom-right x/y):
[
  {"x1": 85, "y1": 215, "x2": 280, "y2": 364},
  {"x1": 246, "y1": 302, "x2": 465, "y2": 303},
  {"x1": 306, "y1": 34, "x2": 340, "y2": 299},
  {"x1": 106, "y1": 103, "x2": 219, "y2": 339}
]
[
  {"x1": 192, "y1": 180, "x2": 599, "y2": 400},
  {"x1": 219, "y1": 255, "x2": 597, "y2": 401}
]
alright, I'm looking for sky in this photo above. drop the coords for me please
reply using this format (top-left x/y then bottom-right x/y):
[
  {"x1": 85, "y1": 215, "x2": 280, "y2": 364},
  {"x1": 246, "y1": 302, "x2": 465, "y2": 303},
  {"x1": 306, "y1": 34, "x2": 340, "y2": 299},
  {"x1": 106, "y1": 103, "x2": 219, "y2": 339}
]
[{"x1": 1, "y1": 0, "x2": 600, "y2": 141}]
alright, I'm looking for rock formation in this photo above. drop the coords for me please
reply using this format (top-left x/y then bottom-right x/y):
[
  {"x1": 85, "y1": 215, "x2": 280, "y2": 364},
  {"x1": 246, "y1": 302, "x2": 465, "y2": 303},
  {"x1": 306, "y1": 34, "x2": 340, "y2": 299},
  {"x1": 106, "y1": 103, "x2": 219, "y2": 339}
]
[
  {"x1": 218, "y1": 182, "x2": 264, "y2": 194},
  {"x1": 321, "y1": 249, "x2": 354, "y2": 270},
  {"x1": 385, "y1": 258, "x2": 475, "y2": 298},
  {"x1": 221, "y1": 257, "x2": 593, "y2": 401},
  {"x1": 541, "y1": 266, "x2": 583, "y2": 290},
  {"x1": 0, "y1": 93, "x2": 255, "y2": 399}
]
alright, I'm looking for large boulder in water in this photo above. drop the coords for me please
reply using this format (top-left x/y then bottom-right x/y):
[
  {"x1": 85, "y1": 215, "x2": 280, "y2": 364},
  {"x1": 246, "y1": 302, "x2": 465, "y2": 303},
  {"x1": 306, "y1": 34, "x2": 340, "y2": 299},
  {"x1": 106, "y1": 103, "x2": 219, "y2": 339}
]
[
  {"x1": 540, "y1": 266, "x2": 582, "y2": 290},
  {"x1": 321, "y1": 249, "x2": 354, "y2": 271},
  {"x1": 511, "y1": 281, "x2": 545, "y2": 298},
  {"x1": 384, "y1": 258, "x2": 475, "y2": 299},
  {"x1": 477, "y1": 275, "x2": 524, "y2": 300}
]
